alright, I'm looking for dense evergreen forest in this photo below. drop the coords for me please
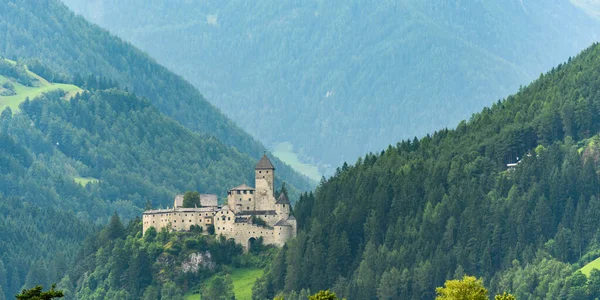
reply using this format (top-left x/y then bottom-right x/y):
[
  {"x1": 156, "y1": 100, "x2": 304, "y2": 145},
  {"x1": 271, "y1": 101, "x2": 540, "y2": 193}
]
[
  {"x1": 63, "y1": 0, "x2": 600, "y2": 174},
  {"x1": 249, "y1": 43, "x2": 600, "y2": 299},
  {"x1": 0, "y1": 0, "x2": 312, "y2": 191},
  {"x1": 0, "y1": 61, "x2": 301, "y2": 298}
]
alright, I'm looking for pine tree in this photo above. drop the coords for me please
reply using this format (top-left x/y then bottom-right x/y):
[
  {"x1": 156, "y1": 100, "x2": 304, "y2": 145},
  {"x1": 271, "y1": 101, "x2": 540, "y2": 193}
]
[
  {"x1": 16, "y1": 284, "x2": 63, "y2": 300},
  {"x1": 106, "y1": 212, "x2": 125, "y2": 240}
]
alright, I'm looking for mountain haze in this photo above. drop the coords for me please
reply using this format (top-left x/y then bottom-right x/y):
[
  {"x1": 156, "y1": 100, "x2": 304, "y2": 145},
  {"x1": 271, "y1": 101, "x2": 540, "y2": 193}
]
[
  {"x1": 63, "y1": 0, "x2": 600, "y2": 174},
  {"x1": 0, "y1": 0, "x2": 313, "y2": 191}
]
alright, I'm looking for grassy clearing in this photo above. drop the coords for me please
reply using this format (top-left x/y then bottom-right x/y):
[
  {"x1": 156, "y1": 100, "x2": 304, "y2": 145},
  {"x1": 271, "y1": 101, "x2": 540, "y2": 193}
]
[
  {"x1": 186, "y1": 268, "x2": 264, "y2": 300},
  {"x1": 0, "y1": 80, "x2": 81, "y2": 112},
  {"x1": 230, "y1": 268, "x2": 264, "y2": 299},
  {"x1": 273, "y1": 141, "x2": 321, "y2": 182},
  {"x1": 73, "y1": 176, "x2": 99, "y2": 186},
  {"x1": 0, "y1": 60, "x2": 82, "y2": 112},
  {"x1": 580, "y1": 256, "x2": 600, "y2": 276}
]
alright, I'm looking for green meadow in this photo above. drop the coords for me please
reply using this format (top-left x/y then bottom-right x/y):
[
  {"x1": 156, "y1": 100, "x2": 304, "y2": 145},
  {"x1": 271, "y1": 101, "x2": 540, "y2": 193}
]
[
  {"x1": 0, "y1": 59, "x2": 82, "y2": 112},
  {"x1": 185, "y1": 268, "x2": 264, "y2": 300}
]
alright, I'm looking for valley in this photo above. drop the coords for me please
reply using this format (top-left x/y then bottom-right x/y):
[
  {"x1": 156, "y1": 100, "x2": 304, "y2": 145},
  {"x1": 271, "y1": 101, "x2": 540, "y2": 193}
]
[{"x1": 3, "y1": 0, "x2": 600, "y2": 299}]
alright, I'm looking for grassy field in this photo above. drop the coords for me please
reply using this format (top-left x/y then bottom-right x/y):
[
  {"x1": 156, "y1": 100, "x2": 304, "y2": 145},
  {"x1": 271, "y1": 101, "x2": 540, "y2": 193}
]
[
  {"x1": 580, "y1": 256, "x2": 600, "y2": 276},
  {"x1": 0, "y1": 60, "x2": 82, "y2": 112},
  {"x1": 273, "y1": 141, "x2": 321, "y2": 182},
  {"x1": 185, "y1": 268, "x2": 264, "y2": 300},
  {"x1": 73, "y1": 176, "x2": 99, "y2": 187}
]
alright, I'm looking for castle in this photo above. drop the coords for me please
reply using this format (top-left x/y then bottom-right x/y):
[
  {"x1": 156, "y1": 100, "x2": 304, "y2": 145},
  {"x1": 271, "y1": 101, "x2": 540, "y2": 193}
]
[{"x1": 142, "y1": 155, "x2": 297, "y2": 250}]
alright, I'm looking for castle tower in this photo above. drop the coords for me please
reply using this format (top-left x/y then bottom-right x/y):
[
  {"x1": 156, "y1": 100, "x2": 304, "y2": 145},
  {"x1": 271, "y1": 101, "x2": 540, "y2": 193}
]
[
  {"x1": 255, "y1": 154, "x2": 275, "y2": 195},
  {"x1": 255, "y1": 154, "x2": 275, "y2": 210},
  {"x1": 275, "y1": 193, "x2": 290, "y2": 218}
]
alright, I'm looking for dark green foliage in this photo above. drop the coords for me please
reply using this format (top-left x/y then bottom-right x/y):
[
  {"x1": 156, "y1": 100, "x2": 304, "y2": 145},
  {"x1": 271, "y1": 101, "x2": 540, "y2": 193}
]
[
  {"x1": 0, "y1": 60, "x2": 32, "y2": 86},
  {"x1": 63, "y1": 0, "x2": 600, "y2": 173},
  {"x1": 263, "y1": 43, "x2": 600, "y2": 298},
  {"x1": 16, "y1": 284, "x2": 63, "y2": 300},
  {"x1": 106, "y1": 213, "x2": 125, "y2": 240},
  {"x1": 251, "y1": 216, "x2": 268, "y2": 227},
  {"x1": 182, "y1": 191, "x2": 201, "y2": 208},
  {"x1": 207, "y1": 225, "x2": 215, "y2": 235},
  {"x1": 203, "y1": 275, "x2": 235, "y2": 300}
]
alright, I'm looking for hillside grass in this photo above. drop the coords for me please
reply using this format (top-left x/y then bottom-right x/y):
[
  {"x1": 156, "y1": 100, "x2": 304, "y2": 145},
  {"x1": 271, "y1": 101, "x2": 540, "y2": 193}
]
[
  {"x1": 273, "y1": 141, "x2": 321, "y2": 182},
  {"x1": 0, "y1": 60, "x2": 82, "y2": 113},
  {"x1": 73, "y1": 176, "x2": 99, "y2": 186},
  {"x1": 580, "y1": 256, "x2": 600, "y2": 276},
  {"x1": 186, "y1": 267, "x2": 264, "y2": 300}
]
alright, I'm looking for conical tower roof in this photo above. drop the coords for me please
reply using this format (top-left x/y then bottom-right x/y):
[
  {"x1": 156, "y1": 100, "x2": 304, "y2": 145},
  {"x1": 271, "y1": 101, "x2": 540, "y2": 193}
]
[
  {"x1": 276, "y1": 193, "x2": 290, "y2": 204},
  {"x1": 256, "y1": 154, "x2": 275, "y2": 170}
]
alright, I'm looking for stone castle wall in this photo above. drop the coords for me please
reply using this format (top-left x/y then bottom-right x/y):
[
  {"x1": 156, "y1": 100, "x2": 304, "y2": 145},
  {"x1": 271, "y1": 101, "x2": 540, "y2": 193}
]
[
  {"x1": 143, "y1": 208, "x2": 217, "y2": 234},
  {"x1": 142, "y1": 155, "x2": 296, "y2": 251}
]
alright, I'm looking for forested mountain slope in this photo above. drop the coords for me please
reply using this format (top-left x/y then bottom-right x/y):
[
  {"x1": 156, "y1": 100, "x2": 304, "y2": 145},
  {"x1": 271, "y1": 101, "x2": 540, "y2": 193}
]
[
  {"x1": 253, "y1": 44, "x2": 600, "y2": 299},
  {"x1": 63, "y1": 0, "x2": 600, "y2": 174},
  {"x1": 0, "y1": 0, "x2": 312, "y2": 191},
  {"x1": 0, "y1": 62, "x2": 290, "y2": 299}
]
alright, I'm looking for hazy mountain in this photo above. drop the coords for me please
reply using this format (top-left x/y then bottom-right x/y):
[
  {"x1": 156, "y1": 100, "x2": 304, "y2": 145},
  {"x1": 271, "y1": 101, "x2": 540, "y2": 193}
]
[
  {"x1": 256, "y1": 43, "x2": 600, "y2": 299},
  {"x1": 0, "y1": 0, "x2": 313, "y2": 191},
  {"x1": 63, "y1": 0, "x2": 600, "y2": 175}
]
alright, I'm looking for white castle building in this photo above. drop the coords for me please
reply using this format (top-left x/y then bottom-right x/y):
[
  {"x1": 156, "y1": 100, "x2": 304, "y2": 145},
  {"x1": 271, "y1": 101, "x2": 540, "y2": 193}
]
[{"x1": 142, "y1": 155, "x2": 297, "y2": 250}]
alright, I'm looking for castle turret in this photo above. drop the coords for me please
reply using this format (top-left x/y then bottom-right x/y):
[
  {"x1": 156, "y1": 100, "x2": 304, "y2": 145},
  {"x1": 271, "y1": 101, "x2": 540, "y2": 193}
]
[
  {"x1": 255, "y1": 154, "x2": 275, "y2": 194},
  {"x1": 275, "y1": 193, "x2": 290, "y2": 218},
  {"x1": 254, "y1": 154, "x2": 275, "y2": 211}
]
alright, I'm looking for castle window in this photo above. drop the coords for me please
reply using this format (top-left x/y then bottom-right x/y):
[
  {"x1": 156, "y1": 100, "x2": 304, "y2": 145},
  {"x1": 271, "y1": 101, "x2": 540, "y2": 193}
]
[
  {"x1": 259, "y1": 171, "x2": 262, "y2": 174},
  {"x1": 250, "y1": 191, "x2": 254, "y2": 194},
  {"x1": 228, "y1": 217, "x2": 230, "y2": 221},
  {"x1": 249, "y1": 198, "x2": 251, "y2": 201},
  {"x1": 283, "y1": 204, "x2": 286, "y2": 208},
  {"x1": 237, "y1": 190, "x2": 241, "y2": 194},
  {"x1": 247, "y1": 207, "x2": 250, "y2": 210},
  {"x1": 243, "y1": 190, "x2": 247, "y2": 194},
  {"x1": 189, "y1": 220, "x2": 192, "y2": 222},
  {"x1": 266, "y1": 171, "x2": 269, "y2": 174},
  {"x1": 185, "y1": 214, "x2": 187, "y2": 216}
]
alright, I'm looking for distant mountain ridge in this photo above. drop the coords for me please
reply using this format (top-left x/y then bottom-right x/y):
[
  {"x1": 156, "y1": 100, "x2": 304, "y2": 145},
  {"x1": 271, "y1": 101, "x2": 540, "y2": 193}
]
[
  {"x1": 0, "y1": 0, "x2": 313, "y2": 191},
  {"x1": 62, "y1": 0, "x2": 600, "y2": 174}
]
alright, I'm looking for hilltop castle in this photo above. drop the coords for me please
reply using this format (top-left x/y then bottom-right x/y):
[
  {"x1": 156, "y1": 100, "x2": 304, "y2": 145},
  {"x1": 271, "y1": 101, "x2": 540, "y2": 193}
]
[{"x1": 142, "y1": 155, "x2": 297, "y2": 250}]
